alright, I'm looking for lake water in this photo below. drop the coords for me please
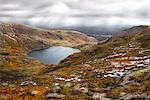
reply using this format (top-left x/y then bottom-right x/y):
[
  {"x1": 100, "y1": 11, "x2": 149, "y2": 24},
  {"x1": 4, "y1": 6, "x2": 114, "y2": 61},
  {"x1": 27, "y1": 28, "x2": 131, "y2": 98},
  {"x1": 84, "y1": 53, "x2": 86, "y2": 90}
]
[{"x1": 28, "y1": 46, "x2": 80, "y2": 64}]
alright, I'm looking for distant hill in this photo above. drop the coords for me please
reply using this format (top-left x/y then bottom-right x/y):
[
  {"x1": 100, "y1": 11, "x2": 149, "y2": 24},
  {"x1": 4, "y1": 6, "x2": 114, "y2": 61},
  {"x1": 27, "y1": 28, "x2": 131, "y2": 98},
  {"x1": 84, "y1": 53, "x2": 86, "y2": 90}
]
[
  {"x1": 0, "y1": 23, "x2": 98, "y2": 51},
  {"x1": 43, "y1": 26, "x2": 126, "y2": 40}
]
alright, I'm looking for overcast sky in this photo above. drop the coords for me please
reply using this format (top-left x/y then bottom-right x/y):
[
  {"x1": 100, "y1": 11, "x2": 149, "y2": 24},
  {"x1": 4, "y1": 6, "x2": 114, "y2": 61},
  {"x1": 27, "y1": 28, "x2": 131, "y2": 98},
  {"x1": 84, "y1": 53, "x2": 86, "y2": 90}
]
[{"x1": 0, "y1": 0, "x2": 150, "y2": 28}]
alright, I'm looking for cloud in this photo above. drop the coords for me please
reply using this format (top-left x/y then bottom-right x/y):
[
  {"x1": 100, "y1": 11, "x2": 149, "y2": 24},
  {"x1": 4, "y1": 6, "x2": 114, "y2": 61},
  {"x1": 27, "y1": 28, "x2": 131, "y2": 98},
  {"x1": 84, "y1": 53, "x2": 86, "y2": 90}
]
[{"x1": 0, "y1": 0, "x2": 150, "y2": 28}]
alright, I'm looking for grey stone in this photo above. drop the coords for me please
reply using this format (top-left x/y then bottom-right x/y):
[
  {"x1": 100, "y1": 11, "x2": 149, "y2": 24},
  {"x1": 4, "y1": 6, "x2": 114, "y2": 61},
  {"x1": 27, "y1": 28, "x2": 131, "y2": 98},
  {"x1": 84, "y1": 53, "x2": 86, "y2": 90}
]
[{"x1": 46, "y1": 93, "x2": 65, "y2": 98}]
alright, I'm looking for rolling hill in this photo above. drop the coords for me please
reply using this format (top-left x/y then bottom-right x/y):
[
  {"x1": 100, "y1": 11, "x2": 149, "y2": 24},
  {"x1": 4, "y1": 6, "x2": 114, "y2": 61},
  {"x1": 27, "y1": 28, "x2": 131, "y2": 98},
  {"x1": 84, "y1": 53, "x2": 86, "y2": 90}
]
[{"x1": 0, "y1": 24, "x2": 149, "y2": 100}]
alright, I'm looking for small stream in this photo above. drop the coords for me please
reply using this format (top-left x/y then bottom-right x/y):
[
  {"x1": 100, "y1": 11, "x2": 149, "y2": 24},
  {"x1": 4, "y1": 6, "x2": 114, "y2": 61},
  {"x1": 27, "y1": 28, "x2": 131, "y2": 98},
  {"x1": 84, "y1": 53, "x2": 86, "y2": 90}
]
[{"x1": 28, "y1": 46, "x2": 80, "y2": 64}]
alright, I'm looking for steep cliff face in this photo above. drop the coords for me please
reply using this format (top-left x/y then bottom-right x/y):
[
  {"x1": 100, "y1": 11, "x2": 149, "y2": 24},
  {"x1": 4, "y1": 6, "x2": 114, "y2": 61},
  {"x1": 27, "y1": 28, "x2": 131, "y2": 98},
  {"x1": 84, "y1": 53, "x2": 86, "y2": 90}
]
[{"x1": 0, "y1": 23, "x2": 98, "y2": 51}]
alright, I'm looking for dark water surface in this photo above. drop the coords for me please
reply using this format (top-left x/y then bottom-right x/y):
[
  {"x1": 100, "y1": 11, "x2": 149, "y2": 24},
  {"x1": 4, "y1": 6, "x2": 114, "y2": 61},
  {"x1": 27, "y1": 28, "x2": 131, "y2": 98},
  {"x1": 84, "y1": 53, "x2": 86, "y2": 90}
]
[{"x1": 28, "y1": 46, "x2": 80, "y2": 64}]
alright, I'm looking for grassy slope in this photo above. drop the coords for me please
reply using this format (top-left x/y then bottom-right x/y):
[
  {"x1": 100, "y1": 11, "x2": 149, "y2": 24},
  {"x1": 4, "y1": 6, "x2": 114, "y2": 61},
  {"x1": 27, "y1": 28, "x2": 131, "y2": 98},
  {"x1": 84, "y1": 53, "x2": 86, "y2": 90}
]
[
  {"x1": 54, "y1": 25, "x2": 150, "y2": 99},
  {"x1": 0, "y1": 23, "x2": 98, "y2": 100},
  {"x1": 0, "y1": 25, "x2": 150, "y2": 99}
]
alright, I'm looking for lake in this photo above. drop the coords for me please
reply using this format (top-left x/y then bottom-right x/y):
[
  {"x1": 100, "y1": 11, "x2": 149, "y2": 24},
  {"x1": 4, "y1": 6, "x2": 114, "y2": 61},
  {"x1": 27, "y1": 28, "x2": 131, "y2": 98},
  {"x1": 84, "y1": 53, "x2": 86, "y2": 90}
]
[{"x1": 28, "y1": 46, "x2": 80, "y2": 64}]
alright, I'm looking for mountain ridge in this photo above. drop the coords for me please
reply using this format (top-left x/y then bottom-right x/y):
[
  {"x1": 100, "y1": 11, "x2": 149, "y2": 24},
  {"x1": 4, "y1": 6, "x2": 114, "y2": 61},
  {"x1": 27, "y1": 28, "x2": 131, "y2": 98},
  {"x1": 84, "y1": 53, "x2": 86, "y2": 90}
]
[{"x1": 0, "y1": 23, "x2": 98, "y2": 51}]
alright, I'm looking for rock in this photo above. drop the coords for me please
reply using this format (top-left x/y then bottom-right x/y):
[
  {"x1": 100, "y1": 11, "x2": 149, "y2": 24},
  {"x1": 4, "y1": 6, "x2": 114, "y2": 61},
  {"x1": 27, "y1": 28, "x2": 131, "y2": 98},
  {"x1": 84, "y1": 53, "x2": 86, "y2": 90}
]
[
  {"x1": 70, "y1": 74, "x2": 76, "y2": 77},
  {"x1": 75, "y1": 78, "x2": 81, "y2": 82},
  {"x1": 2, "y1": 82, "x2": 9, "y2": 86},
  {"x1": 64, "y1": 82, "x2": 72, "y2": 87},
  {"x1": 96, "y1": 75, "x2": 101, "y2": 78},
  {"x1": 84, "y1": 64, "x2": 90, "y2": 67},
  {"x1": 54, "y1": 77, "x2": 65, "y2": 81},
  {"x1": 80, "y1": 71, "x2": 84, "y2": 73},
  {"x1": 53, "y1": 86, "x2": 61, "y2": 93},
  {"x1": 20, "y1": 81, "x2": 29, "y2": 86},
  {"x1": 65, "y1": 79, "x2": 72, "y2": 82},
  {"x1": 92, "y1": 93, "x2": 111, "y2": 100},
  {"x1": 53, "y1": 83, "x2": 60, "y2": 87},
  {"x1": 83, "y1": 72, "x2": 87, "y2": 76},
  {"x1": 9, "y1": 84, "x2": 16, "y2": 87},
  {"x1": 73, "y1": 85, "x2": 80, "y2": 90},
  {"x1": 31, "y1": 90, "x2": 41, "y2": 95},
  {"x1": 79, "y1": 87, "x2": 88, "y2": 93},
  {"x1": 120, "y1": 92, "x2": 126, "y2": 96},
  {"x1": 46, "y1": 93, "x2": 65, "y2": 98},
  {"x1": 45, "y1": 87, "x2": 50, "y2": 89},
  {"x1": 119, "y1": 93, "x2": 150, "y2": 100},
  {"x1": 53, "y1": 83, "x2": 61, "y2": 92},
  {"x1": 33, "y1": 82, "x2": 37, "y2": 86},
  {"x1": 20, "y1": 81, "x2": 37, "y2": 86},
  {"x1": 74, "y1": 76, "x2": 82, "y2": 82}
]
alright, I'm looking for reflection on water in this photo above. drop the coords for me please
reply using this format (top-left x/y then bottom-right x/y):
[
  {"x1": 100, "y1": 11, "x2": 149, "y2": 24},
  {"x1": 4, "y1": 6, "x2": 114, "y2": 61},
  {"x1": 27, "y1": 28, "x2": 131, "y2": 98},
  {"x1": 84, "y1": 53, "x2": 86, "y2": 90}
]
[{"x1": 28, "y1": 46, "x2": 80, "y2": 64}]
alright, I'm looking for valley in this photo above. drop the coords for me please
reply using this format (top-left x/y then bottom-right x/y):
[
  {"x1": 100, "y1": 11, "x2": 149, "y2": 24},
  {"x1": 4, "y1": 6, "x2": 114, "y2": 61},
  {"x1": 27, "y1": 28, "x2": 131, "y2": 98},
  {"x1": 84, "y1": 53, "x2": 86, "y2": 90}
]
[{"x1": 0, "y1": 24, "x2": 150, "y2": 100}]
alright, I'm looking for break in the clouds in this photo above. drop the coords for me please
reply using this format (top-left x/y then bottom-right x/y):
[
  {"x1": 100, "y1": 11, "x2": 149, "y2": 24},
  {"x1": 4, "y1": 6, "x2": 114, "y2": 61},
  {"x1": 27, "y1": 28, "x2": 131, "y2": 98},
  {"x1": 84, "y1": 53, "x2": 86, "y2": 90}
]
[{"x1": 0, "y1": 0, "x2": 150, "y2": 28}]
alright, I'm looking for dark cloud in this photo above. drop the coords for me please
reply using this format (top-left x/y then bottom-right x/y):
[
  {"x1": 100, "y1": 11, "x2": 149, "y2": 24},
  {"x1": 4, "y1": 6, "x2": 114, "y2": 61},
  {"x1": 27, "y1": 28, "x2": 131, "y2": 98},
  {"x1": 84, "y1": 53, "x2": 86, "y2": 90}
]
[{"x1": 0, "y1": 0, "x2": 149, "y2": 28}]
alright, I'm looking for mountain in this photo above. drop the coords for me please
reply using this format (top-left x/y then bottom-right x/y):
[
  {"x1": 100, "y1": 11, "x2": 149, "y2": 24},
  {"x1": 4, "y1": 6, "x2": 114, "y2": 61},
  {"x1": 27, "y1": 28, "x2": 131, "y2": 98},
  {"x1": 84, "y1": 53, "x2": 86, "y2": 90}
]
[
  {"x1": 0, "y1": 23, "x2": 98, "y2": 51},
  {"x1": 63, "y1": 25, "x2": 150, "y2": 61},
  {"x1": 0, "y1": 25, "x2": 150, "y2": 99},
  {"x1": 59, "y1": 25, "x2": 150, "y2": 99}
]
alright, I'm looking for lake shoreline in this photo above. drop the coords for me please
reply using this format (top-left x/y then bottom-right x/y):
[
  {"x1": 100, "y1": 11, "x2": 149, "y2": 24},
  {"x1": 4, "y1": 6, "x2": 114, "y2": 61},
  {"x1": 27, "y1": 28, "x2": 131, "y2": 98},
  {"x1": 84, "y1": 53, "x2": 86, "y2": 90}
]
[{"x1": 28, "y1": 46, "x2": 80, "y2": 64}]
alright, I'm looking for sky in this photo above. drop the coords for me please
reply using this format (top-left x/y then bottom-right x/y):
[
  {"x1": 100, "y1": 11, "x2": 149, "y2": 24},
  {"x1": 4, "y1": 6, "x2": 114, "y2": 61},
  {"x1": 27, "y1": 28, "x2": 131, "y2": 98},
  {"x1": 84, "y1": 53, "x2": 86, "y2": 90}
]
[{"x1": 0, "y1": 0, "x2": 150, "y2": 32}]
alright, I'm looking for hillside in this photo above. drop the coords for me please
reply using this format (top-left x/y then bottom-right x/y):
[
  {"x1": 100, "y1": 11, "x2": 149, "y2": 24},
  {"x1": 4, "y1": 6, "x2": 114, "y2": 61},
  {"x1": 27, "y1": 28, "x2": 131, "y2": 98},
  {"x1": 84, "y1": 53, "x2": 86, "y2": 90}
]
[
  {"x1": 58, "y1": 25, "x2": 150, "y2": 99},
  {"x1": 0, "y1": 23, "x2": 98, "y2": 51},
  {"x1": 0, "y1": 25, "x2": 150, "y2": 99}
]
